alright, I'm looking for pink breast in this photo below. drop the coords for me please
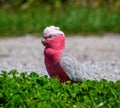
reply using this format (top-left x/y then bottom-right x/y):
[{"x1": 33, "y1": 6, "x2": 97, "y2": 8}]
[{"x1": 45, "y1": 58, "x2": 70, "y2": 82}]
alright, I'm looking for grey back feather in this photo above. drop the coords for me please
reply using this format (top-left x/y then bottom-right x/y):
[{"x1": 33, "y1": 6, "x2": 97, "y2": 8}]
[
  {"x1": 60, "y1": 51, "x2": 92, "y2": 82},
  {"x1": 60, "y1": 51, "x2": 100, "y2": 82},
  {"x1": 60, "y1": 51, "x2": 120, "y2": 82}
]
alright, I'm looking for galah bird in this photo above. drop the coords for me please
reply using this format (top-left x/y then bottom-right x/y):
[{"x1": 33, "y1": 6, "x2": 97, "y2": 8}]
[{"x1": 41, "y1": 26, "x2": 97, "y2": 82}]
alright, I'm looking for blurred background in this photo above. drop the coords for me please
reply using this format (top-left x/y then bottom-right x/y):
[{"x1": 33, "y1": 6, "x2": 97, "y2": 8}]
[
  {"x1": 0, "y1": 0, "x2": 120, "y2": 80},
  {"x1": 0, "y1": 0, "x2": 120, "y2": 37}
]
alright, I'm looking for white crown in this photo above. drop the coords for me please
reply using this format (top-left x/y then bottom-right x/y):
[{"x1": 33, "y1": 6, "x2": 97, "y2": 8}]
[{"x1": 43, "y1": 26, "x2": 64, "y2": 36}]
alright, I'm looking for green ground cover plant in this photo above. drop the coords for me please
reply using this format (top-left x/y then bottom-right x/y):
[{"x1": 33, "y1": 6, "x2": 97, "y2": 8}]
[{"x1": 0, "y1": 70, "x2": 120, "y2": 108}]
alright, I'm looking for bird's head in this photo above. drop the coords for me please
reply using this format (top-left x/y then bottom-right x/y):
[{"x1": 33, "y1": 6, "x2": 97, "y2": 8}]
[{"x1": 41, "y1": 26, "x2": 65, "y2": 50}]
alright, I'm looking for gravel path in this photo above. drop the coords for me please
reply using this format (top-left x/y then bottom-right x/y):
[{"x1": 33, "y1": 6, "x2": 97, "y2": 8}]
[{"x1": 0, "y1": 34, "x2": 120, "y2": 81}]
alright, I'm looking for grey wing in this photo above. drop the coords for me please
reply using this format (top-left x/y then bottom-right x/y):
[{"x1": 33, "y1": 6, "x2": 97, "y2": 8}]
[
  {"x1": 60, "y1": 51, "x2": 90, "y2": 82},
  {"x1": 60, "y1": 51, "x2": 120, "y2": 82}
]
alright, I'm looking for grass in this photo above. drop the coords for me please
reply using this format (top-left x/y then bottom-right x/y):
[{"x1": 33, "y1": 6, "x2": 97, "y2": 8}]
[
  {"x1": 0, "y1": 70, "x2": 120, "y2": 108},
  {"x1": 0, "y1": 6, "x2": 120, "y2": 36}
]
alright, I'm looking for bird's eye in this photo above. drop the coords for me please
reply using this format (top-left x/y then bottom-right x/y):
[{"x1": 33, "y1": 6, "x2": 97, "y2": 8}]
[
  {"x1": 47, "y1": 35, "x2": 52, "y2": 38},
  {"x1": 43, "y1": 35, "x2": 53, "y2": 40}
]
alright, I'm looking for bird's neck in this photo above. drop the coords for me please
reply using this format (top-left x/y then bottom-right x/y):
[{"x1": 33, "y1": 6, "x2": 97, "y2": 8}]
[{"x1": 44, "y1": 48, "x2": 62, "y2": 60}]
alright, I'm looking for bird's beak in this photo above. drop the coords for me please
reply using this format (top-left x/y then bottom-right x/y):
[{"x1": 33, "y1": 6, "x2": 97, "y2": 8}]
[{"x1": 41, "y1": 37, "x2": 45, "y2": 46}]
